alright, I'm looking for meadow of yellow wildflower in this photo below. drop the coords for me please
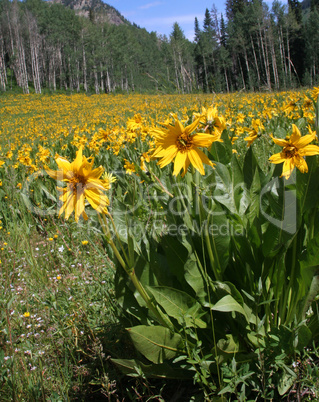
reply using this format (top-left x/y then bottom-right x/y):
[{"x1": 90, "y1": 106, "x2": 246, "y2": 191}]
[
  {"x1": 0, "y1": 91, "x2": 315, "y2": 178},
  {"x1": 1, "y1": 89, "x2": 319, "y2": 401}
]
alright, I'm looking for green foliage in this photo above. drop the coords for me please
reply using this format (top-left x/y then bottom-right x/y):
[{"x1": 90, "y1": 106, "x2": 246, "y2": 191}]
[
  {"x1": 1, "y1": 92, "x2": 319, "y2": 399},
  {"x1": 1, "y1": 0, "x2": 319, "y2": 94},
  {"x1": 107, "y1": 113, "x2": 319, "y2": 400}
]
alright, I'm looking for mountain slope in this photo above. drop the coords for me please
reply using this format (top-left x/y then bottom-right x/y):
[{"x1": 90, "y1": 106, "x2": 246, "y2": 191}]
[{"x1": 50, "y1": 0, "x2": 128, "y2": 25}]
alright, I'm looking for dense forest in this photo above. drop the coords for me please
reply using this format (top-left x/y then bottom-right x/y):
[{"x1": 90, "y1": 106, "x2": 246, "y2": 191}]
[{"x1": 0, "y1": 0, "x2": 318, "y2": 94}]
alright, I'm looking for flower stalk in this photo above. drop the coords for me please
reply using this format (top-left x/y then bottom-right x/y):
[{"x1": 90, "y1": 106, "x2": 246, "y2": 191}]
[{"x1": 97, "y1": 213, "x2": 174, "y2": 330}]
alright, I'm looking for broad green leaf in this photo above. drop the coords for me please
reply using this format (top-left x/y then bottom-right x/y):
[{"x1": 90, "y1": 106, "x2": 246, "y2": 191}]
[
  {"x1": 247, "y1": 168, "x2": 260, "y2": 222},
  {"x1": 261, "y1": 176, "x2": 298, "y2": 252},
  {"x1": 114, "y1": 260, "x2": 151, "y2": 324},
  {"x1": 205, "y1": 210, "x2": 230, "y2": 276},
  {"x1": 243, "y1": 147, "x2": 257, "y2": 190},
  {"x1": 111, "y1": 358, "x2": 193, "y2": 379},
  {"x1": 232, "y1": 155, "x2": 250, "y2": 216},
  {"x1": 134, "y1": 255, "x2": 159, "y2": 289},
  {"x1": 217, "y1": 334, "x2": 240, "y2": 354},
  {"x1": 247, "y1": 217, "x2": 262, "y2": 249},
  {"x1": 300, "y1": 235, "x2": 319, "y2": 269},
  {"x1": 295, "y1": 117, "x2": 307, "y2": 130},
  {"x1": 261, "y1": 224, "x2": 286, "y2": 258},
  {"x1": 209, "y1": 130, "x2": 232, "y2": 164},
  {"x1": 231, "y1": 153, "x2": 243, "y2": 186},
  {"x1": 212, "y1": 281, "x2": 244, "y2": 306},
  {"x1": 149, "y1": 250, "x2": 180, "y2": 289},
  {"x1": 294, "y1": 325, "x2": 312, "y2": 352},
  {"x1": 301, "y1": 275, "x2": 319, "y2": 320},
  {"x1": 296, "y1": 157, "x2": 319, "y2": 213},
  {"x1": 127, "y1": 325, "x2": 183, "y2": 364},
  {"x1": 184, "y1": 253, "x2": 207, "y2": 301},
  {"x1": 148, "y1": 286, "x2": 207, "y2": 328},
  {"x1": 160, "y1": 235, "x2": 193, "y2": 288},
  {"x1": 277, "y1": 367, "x2": 297, "y2": 396},
  {"x1": 37, "y1": 181, "x2": 57, "y2": 202},
  {"x1": 213, "y1": 162, "x2": 234, "y2": 212},
  {"x1": 273, "y1": 126, "x2": 287, "y2": 139},
  {"x1": 211, "y1": 295, "x2": 248, "y2": 322}
]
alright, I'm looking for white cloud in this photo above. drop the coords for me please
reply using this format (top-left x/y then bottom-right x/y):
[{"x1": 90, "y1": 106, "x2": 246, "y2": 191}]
[
  {"x1": 143, "y1": 14, "x2": 199, "y2": 26},
  {"x1": 139, "y1": 2, "x2": 164, "y2": 10}
]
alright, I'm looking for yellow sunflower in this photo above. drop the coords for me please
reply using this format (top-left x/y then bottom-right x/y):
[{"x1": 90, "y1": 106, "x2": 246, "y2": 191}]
[
  {"x1": 244, "y1": 119, "x2": 264, "y2": 147},
  {"x1": 269, "y1": 124, "x2": 319, "y2": 179},
  {"x1": 311, "y1": 86, "x2": 319, "y2": 100},
  {"x1": 46, "y1": 147, "x2": 109, "y2": 221},
  {"x1": 151, "y1": 117, "x2": 216, "y2": 177},
  {"x1": 195, "y1": 105, "x2": 226, "y2": 137}
]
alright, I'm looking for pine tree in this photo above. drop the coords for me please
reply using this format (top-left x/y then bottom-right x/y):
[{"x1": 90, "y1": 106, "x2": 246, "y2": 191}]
[
  {"x1": 220, "y1": 14, "x2": 227, "y2": 47},
  {"x1": 194, "y1": 17, "x2": 200, "y2": 43}
]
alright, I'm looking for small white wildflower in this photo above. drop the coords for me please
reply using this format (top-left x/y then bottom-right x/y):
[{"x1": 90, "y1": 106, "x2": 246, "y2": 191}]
[{"x1": 306, "y1": 306, "x2": 313, "y2": 317}]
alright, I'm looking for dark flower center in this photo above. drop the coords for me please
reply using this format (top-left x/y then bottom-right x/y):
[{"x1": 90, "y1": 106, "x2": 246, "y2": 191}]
[
  {"x1": 69, "y1": 174, "x2": 87, "y2": 193},
  {"x1": 176, "y1": 133, "x2": 193, "y2": 151},
  {"x1": 283, "y1": 145, "x2": 297, "y2": 159}
]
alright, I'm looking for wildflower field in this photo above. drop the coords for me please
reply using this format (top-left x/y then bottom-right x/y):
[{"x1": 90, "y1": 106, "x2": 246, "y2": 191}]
[{"x1": 1, "y1": 90, "x2": 319, "y2": 400}]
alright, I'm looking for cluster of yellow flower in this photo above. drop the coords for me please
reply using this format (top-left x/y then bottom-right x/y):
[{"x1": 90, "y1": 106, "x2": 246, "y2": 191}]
[{"x1": 1, "y1": 89, "x2": 319, "y2": 222}]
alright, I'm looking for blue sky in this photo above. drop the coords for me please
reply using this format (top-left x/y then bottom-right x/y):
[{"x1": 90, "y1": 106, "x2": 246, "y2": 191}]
[{"x1": 104, "y1": 1, "x2": 227, "y2": 41}]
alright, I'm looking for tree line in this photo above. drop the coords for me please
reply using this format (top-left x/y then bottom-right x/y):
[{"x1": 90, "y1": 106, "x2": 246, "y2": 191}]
[{"x1": 0, "y1": 0, "x2": 318, "y2": 94}]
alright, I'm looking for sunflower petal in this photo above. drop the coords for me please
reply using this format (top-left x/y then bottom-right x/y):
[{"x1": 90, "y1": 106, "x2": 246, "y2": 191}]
[
  {"x1": 85, "y1": 188, "x2": 109, "y2": 212},
  {"x1": 173, "y1": 152, "x2": 187, "y2": 176},
  {"x1": 295, "y1": 155, "x2": 308, "y2": 174},
  {"x1": 299, "y1": 144, "x2": 319, "y2": 156},
  {"x1": 271, "y1": 136, "x2": 289, "y2": 147},
  {"x1": 56, "y1": 156, "x2": 72, "y2": 174},
  {"x1": 192, "y1": 133, "x2": 215, "y2": 148},
  {"x1": 269, "y1": 152, "x2": 286, "y2": 164},
  {"x1": 195, "y1": 148, "x2": 215, "y2": 169},
  {"x1": 157, "y1": 148, "x2": 178, "y2": 168},
  {"x1": 71, "y1": 146, "x2": 83, "y2": 172},
  {"x1": 74, "y1": 192, "x2": 85, "y2": 222},
  {"x1": 188, "y1": 149, "x2": 205, "y2": 175},
  {"x1": 290, "y1": 124, "x2": 301, "y2": 144},
  {"x1": 185, "y1": 117, "x2": 201, "y2": 136},
  {"x1": 59, "y1": 191, "x2": 75, "y2": 220},
  {"x1": 281, "y1": 158, "x2": 295, "y2": 179}
]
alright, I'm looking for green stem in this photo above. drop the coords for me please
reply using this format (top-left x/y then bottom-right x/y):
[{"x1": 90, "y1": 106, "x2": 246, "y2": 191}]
[
  {"x1": 285, "y1": 235, "x2": 298, "y2": 325},
  {"x1": 103, "y1": 213, "x2": 129, "y2": 266},
  {"x1": 301, "y1": 273, "x2": 319, "y2": 320},
  {"x1": 308, "y1": 208, "x2": 316, "y2": 241},
  {"x1": 98, "y1": 213, "x2": 127, "y2": 271},
  {"x1": 97, "y1": 213, "x2": 173, "y2": 330},
  {"x1": 191, "y1": 166, "x2": 200, "y2": 218},
  {"x1": 203, "y1": 213, "x2": 221, "y2": 281}
]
